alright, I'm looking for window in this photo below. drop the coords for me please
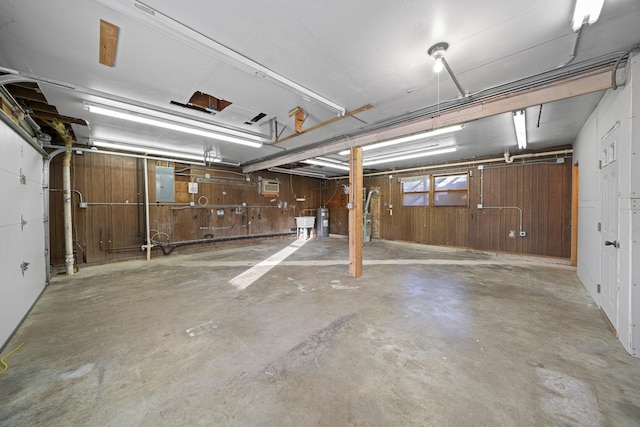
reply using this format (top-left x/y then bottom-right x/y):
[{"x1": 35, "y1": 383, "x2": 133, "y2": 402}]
[
  {"x1": 402, "y1": 176, "x2": 430, "y2": 206},
  {"x1": 433, "y1": 173, "x2": 468, "y2": 206},
  {"x1": 401, "y1": 173, "x2": 469, "y2": 207}
]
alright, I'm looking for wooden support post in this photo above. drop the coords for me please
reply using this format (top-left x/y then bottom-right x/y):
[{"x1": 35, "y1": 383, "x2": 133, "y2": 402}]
[{"x1": 349, "y1": 147, "x2": 363, "y2": 277}]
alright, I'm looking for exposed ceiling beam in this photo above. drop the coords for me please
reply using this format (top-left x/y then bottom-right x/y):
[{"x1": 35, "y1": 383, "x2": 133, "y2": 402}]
[{"x1": 242, "y1": 66, "x2": 619, "y2": 173}]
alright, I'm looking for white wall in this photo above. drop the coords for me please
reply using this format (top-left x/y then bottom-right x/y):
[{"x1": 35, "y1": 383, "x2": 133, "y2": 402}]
[
  {"x1": 0, "y1": 118, "x2": 47, "y2": 349},
  {"x1": 574, "y1": 54, "x2": 639, "y2": 357}
]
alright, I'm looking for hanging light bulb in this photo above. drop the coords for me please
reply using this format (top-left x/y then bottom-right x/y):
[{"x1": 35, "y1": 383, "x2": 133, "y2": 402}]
[
  {"x1": 428, "y1": 42, "x2": 449, "y2": 74},
  {"x1": 433, "y1": 56, "x2": 444, "y2": 73}
]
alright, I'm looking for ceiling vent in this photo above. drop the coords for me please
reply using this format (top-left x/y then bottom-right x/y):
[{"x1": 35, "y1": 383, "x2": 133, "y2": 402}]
[{"x1": 171, "y1": 91, "x2": 232, "y2": 115}]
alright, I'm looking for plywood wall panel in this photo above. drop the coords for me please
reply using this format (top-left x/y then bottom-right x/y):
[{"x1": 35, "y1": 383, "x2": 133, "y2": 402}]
[
  {"x1": 521, "y1": 165, "x2": 533, "y2": 254},
  {"x1": 356, "y1": 158, "x2": 572, "y2": 259},
  {"x1": 547, "y1": 164, "x2": 564, "y2": 257},
  {"x1": 49, "y1": 156, "x2": 321, "y2": 265}
]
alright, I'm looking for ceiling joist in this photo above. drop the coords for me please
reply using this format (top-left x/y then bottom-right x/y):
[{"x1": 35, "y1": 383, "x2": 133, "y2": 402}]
[{"x1": 274, "y1": 104, "x2": 374, "y2": 145}]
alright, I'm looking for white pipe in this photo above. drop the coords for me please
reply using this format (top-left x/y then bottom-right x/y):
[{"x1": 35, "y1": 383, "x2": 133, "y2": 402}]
[
  {"x1": 143, "y1": 159, "x2": 152, "y2": 261},
  {"x1": 504, "y1": 150, "x2": 514, "y2": 163},
  {"x1": 479, "y1": 168, "x2": 484, "y2": 206},
  {"x1": 479, "y1": 206, "x2": 524, "y2": 233},
  {"x1": 327, "y1": 149, "x2": 572, "y2": 179},
  {"x1": 62, "y1": 150, "x2": 74, "y2": 274}
]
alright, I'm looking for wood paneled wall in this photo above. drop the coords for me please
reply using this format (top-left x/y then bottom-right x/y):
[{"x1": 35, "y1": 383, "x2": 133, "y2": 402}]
[
  {"x1": 49, "y1": 152, "x2": 573, "y2": 266},
  {"x1": 328, "y1": 158, "x2": 573, "y2": 258},
  {"x1": 49, "y1": 153, "x2": 322, "y2": 266}
]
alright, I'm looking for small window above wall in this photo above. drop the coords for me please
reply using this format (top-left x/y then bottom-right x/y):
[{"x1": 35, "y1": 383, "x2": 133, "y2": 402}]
[
  {"x1": 433, "y1": 173, "x2": 468, "y2": 207},
  {"x1": 401, "y1": 175, "x2": 430, "y2": 206}
]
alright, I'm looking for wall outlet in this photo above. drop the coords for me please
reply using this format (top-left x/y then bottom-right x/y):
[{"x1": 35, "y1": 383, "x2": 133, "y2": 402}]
[
  {"x1": 519, "y1": 231, "x2": 527, "y2": 237},
  {"x1": 78, "y1": 202, "x2": 88, "y2": 208},
  {"x1": 478, "y1": 165, "x2": 484, "y2": 170},
  {"x1": 477, "y1": 203, "x2": 483, "y2": 209}
]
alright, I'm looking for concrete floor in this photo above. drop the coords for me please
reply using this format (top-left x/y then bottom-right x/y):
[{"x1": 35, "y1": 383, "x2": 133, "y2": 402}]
[{"x1": 1, "y1": 237, "x2": 640, "y2": 426}]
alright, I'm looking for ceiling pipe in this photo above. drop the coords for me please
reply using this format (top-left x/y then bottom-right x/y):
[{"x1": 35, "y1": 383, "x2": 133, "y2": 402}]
[
  {"x1": 325, "y1": 148, "x2": 573, "y2": 179},
  {"x1": 504, "y1": 150, "x2": 515, "y2": 163}
]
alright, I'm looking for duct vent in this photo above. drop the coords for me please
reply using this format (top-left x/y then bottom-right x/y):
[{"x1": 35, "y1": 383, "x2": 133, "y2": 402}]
[{"x1": 245, "y1": 112, "x2": 267, "y2": 125}]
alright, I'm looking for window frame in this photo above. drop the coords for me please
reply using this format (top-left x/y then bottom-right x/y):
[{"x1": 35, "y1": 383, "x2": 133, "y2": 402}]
[
  {"x1": 401, "y1": 175, "x2": 431, "y2": 207},
  {"x1": 400, "y1": 172, "x2": 469, "y2": 208}
]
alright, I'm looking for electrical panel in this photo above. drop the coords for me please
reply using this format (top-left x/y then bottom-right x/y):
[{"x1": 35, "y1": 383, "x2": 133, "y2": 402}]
[{"x1": 156, "y1": 166, "x2": 175, "y2": 202}]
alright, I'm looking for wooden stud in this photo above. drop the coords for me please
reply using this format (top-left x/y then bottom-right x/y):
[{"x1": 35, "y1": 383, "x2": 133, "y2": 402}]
[
  {"x1": 274, "y1": 104, "x2": 374, "y2": 144},
  {"x1": 288, "y1": 107, "x2": 305, "y2": 134},
  {"x1": 99, "y1": 19, "x2": 119, "y2": 67},
  {"x1": 349, "y1": 147, "x2": 363, "y2": 277}
]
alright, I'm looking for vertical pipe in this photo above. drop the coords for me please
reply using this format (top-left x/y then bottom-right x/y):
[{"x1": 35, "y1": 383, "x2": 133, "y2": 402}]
[
  {"x1": 52, "y1": 121, "x2": 75, "y2": 275},
  {"x1": 143, "y1": 159, "x2": 151, "y2": 261},
  {"x1": 62, "y1": 150, "x2": 74, "y2": 274}
]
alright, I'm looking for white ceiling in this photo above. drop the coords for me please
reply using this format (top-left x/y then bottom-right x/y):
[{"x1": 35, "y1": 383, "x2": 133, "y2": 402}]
[{"x1": 0, "y1": 0, "x2": 639, "y2": 176}]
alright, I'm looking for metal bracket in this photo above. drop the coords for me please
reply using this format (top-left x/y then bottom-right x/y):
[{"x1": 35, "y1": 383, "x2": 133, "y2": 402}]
[{"x1": 21, "y1": 215, "x2": 27, "y2": 231}]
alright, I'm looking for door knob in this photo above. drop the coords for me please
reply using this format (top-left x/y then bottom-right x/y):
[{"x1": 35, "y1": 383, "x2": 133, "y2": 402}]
[{"x1": 604, "y1": 240, "x2": 620, "y2": 248}]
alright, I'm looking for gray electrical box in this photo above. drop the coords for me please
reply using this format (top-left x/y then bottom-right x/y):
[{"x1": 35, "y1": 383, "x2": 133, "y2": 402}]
[
  {"x1": 156, "y1": 166, "x2": 175, "y2": 202},
  {"x1": 363, "y1": 213, "x2": 372, "y2": 242}
]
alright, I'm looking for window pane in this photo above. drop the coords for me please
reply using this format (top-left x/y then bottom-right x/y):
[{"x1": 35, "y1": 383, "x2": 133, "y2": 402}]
[
  {"x1": 434, "y1": 174, "x2": 467, "y2": 191},
  {"x1": 403, "y1": 178, "x2": 429, "y2": 193},
  {"x1": 433, "y1": 191, "x2": 467, "y2": 206},
  {"x1": 403, "y1": 193, "x2": 429, "y2": 206}
]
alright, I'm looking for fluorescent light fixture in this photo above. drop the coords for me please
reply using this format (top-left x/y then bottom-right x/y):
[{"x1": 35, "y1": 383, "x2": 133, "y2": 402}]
[
  {"x1": 86, "y1": 103, "x2": 263, "y2": 148},
  {"x1": 363, "y1": 141, "x2": 455, "y2": 162},
  {"x1": 338, "y1": 124, "x2": 463, "y2": 156},
  {"x1": 572, "y1": 0, "x2": 605, "y2": 32},
  {"x1": 269, "y1": 167, "x2": 326, "y2": 178},
  {"x1": 303, "y1": 159, "x2": 351, "y2": 171},
  {"x1": 512, "y1": 110, "x2": 527, "y2": 149},
  {"x1": 95, "y1": 0, "x2": 345, "y2": 116},
  {"x1": 315, "y1": 156, "x2": 350, "y2": 166},
  {"x1": 362, "y1": 146, "x2": 458, "y2": 166},
  {"x1": 91, "y1": 139, "x2": 206, "y2": 162}
]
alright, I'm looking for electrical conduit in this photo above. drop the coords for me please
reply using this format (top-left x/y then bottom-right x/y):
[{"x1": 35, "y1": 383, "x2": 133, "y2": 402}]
[{"x1": 142, "y1": 159, "x2": 152, "y2": 260}]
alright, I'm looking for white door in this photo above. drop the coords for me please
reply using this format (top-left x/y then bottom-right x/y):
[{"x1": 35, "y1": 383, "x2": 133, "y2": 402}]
[{"x1": 600, "y1": 127, "x2": 619, "y2": 331}]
